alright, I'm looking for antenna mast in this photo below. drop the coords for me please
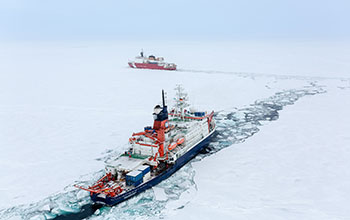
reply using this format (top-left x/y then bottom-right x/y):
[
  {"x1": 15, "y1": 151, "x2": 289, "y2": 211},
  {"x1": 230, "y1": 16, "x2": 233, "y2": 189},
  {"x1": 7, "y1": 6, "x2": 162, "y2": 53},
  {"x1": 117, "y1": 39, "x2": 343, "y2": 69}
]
[{"x1": 174, "y1": 85, "x2": 189, "y2": 120}]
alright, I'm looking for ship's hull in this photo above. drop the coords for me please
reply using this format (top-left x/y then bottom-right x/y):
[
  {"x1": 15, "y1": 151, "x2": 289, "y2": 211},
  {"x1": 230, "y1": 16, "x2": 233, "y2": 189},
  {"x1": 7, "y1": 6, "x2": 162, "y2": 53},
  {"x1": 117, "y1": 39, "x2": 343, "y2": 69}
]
[
  {"x1": 128, "y1": 62, "x2": 176, "y2": 71},
  {"x1": 91, "y1": 129, "x2": 215, "y2": 205}
]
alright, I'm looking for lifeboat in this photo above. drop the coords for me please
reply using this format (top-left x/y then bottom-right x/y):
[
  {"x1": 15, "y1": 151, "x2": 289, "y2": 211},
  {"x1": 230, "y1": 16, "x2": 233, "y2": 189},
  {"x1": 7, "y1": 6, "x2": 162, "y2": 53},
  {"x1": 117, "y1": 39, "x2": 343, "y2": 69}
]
[
  {"x1": 168, "y1": 138, "x2": 185, "y2": 151},
  {"x1": 177, "y1": 137, "x2": 185, "y2": 145},
  {"x1": 168, "y1": 142, "x2": 177, "y2": 151},
  {"x1": 128, "y1": 52, "x2": 177, "y2": 71}
]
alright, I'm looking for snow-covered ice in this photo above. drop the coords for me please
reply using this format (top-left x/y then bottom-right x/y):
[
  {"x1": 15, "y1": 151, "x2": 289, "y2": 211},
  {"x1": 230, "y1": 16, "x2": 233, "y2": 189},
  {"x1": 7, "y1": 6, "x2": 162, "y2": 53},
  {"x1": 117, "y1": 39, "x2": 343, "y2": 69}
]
[
  {"x1": 167, "y1": 86, "x2": 350, "y2": 220},
  {"x1": 0, "y1": 41, "x2": 350, "y2": 219}
]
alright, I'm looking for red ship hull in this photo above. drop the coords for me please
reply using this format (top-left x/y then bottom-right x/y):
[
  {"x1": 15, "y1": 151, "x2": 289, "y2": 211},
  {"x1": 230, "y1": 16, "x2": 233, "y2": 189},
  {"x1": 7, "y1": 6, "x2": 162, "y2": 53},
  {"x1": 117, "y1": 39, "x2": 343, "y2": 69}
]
[{"x1": 128, "y1": 62, "x2": 176, "y2": 71}]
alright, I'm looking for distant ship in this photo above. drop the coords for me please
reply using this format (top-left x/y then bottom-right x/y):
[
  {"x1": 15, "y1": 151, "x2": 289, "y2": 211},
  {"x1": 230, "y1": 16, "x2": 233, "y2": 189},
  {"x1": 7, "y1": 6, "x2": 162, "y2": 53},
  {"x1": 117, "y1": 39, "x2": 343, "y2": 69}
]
[
  {"x1": 128, "y1": 51, "x2": 177, "y2": 70},
  {"x1": 75, "y1": 85, "x2": 216, "y2": 206}
]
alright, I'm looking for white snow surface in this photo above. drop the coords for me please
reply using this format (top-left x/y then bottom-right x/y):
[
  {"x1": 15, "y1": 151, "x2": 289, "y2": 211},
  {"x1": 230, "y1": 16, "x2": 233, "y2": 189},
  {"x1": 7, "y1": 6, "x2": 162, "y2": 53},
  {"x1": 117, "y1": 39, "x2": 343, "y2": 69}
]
[
  {"x1": 0, "y1": 41, "x2": 350, "y2": 219},
  {"x1": 166, "y1": 87, "x2": 350, "y2": 220}
]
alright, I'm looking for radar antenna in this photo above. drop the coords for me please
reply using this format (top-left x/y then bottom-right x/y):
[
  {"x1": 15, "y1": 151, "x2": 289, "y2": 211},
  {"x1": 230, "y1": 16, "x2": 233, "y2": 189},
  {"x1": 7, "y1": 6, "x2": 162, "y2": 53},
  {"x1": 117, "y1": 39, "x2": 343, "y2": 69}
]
[{"x1": 174, "y1": 85, "x2": 189, "y2": 120}]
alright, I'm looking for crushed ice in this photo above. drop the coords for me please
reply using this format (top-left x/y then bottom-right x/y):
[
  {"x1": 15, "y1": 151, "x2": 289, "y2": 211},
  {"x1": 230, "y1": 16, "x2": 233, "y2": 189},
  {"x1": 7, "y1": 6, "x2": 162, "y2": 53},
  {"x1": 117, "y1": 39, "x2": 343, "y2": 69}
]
[{"x1": 0, "y1": 83, "x2": 326, "y2": 220}]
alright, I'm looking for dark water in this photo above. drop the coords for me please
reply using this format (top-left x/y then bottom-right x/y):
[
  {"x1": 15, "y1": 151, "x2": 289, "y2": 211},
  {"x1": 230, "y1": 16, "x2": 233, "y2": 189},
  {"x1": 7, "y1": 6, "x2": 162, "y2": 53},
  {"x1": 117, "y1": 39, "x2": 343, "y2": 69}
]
[{"x1": 54, "y1": 204, "x2": 103, "y2": 220}]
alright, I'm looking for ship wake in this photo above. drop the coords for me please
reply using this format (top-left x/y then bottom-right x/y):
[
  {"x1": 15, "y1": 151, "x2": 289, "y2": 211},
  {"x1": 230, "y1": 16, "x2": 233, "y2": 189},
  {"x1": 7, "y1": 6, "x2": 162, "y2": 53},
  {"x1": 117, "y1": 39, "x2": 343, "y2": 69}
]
[{"x1": 0, "y1": 83, "x2": 325, "y2": 220}]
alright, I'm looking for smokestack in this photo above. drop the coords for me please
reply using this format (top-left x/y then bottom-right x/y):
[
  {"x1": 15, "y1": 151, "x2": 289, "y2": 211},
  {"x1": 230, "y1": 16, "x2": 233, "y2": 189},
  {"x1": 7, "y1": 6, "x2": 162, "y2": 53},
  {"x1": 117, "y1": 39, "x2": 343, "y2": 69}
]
[{"x1": 162, "y1": 90, "x2": 166, "y2": 107}]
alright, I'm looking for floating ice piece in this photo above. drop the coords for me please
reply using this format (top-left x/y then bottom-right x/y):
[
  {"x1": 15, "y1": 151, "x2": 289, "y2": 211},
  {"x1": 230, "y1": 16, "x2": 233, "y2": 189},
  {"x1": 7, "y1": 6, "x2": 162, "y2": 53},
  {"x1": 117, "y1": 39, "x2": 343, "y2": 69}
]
[
  {"x1": 94, "y1": 209, "x2": 101, "y2": 215},
  {"x1": 6, "y1": 216, "x2": 22, "y2": 220},
  {"x1": 153, "y1": 187, "x2": 168, "y2": 201},
  {"x1": 44, "y1": 212, "x2": 57, "y2": 219},
  {"x1": 223, "y1": 120, "x2": 236, "y2": 126},
  {"x1": 76, "y1": 189, "x2": 89, "y2": 200},
  {"x1": 56, "y1": 203, "x2": 80, "y2": 214},
  {"x1": 50, "y1": 208, "x2": 61, "y2": 215},
  {"x1": 241, "y1": 122, "x2": 256, "y2": 130},
  {"x1": 29, "y1": 214, "x2": 45, "y2": 220},
  {"x1": 38, "y1": 204, "x2": 51, "y2": 212}
]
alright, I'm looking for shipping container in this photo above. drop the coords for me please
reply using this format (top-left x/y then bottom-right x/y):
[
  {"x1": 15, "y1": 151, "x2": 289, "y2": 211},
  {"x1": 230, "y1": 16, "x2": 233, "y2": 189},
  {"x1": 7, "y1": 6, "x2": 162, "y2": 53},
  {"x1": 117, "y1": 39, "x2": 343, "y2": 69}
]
[
  {"x1": 138, "y1": 165, "x2": 151, "y2": 176},
  {"x1": 126, "y1": 170, "x2": 143, "y2": 183},
  {"x1": 126, "y1": 178, "x2": 143, "y2": 187},
  {"x1": 133, "y1": 178, "x2": 143, "y2": 187},
  {"x1": 194, "y1": 112, "x2": 205, "y2": 117}
]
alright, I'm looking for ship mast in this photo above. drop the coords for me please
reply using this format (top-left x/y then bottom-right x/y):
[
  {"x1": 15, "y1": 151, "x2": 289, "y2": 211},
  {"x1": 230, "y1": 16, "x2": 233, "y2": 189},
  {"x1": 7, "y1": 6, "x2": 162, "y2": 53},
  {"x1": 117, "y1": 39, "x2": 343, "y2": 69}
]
[
  {"x1": 174, "y1": 85, "x2": 189, "y2": 120},
  {"x1": 152, "y1": 89, "x2": 169, "y2": 158},
  {"x1": 162, "y1": 89, "x2": 166, "y2": 107}
]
